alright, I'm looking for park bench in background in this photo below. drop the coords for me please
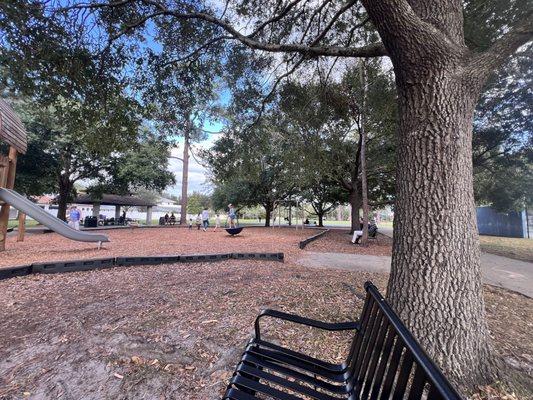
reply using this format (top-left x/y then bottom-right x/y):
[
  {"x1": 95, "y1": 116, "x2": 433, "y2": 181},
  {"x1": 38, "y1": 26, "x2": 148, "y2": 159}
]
[{"x1": 223, "y1": 282, "x2": 462, "y2": 400}]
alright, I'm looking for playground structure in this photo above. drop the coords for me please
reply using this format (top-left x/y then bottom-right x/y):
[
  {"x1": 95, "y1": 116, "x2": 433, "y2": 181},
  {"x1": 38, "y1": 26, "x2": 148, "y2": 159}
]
[
  {"x1": 0, "y1": 99, "x2": 108, "y2": 252},
  {"x1": 0, "y1": 98, "x2": 28, "y2": 251}
]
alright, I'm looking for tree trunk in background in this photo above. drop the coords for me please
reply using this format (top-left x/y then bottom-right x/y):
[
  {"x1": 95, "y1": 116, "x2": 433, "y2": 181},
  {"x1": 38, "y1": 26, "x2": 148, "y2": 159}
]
[
  {"x1": 359, "y1": 59, "x2": 369, "y2": 245},
  {"x1": 349, "y1": 190, "x2": 361, "y2": 233},
  {"x1": 317, "y1": 212, "x2": 324, "y2": 227},
  {"x1": 179, "y1": 125, "x2": 190, "y2": 225},
  {"x1": 57, "y1": 175, "x2": 72, "y2": 221},
  {"x1": 264, "y1": 205, "x2": 272, "y2": 227}
]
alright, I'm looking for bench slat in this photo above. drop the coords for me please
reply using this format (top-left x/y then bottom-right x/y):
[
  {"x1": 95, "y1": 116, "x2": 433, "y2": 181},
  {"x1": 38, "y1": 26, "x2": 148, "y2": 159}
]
[{"x1": 360, "y1": 319, "x2": 391, "y2": 398}]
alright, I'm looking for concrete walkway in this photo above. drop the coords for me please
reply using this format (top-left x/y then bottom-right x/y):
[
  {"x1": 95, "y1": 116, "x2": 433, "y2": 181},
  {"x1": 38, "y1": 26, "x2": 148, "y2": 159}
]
[{"x1": 297, "y1": 251, "x2": 533, "y2": 298}]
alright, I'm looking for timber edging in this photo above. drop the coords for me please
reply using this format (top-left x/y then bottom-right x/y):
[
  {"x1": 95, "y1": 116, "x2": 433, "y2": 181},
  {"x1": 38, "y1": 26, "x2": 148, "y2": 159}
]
[
  {"x1": 298, "y1": 229, "x2": 329, "y2": 249},
  {"x1": 0, "y1": 252, "x2": 284, "y2": 281}
]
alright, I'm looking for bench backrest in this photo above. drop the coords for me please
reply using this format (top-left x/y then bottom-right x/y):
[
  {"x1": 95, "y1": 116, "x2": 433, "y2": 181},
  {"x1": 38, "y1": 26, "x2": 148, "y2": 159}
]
[{"x1": 346, "y1": 282, "x2": 462, "y2": 400}]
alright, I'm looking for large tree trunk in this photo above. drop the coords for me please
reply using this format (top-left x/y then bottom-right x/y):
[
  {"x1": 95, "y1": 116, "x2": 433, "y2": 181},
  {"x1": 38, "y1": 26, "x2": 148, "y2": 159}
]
[
  {"x1": 179, "y1": 127, "x2": 190, "y2": 225},
  {"x1": 387, "y1": 75, "x2": 495, "y2": 388},
  {"x1": 358, "y1": 0, "x2": 515, "y2": 390}
]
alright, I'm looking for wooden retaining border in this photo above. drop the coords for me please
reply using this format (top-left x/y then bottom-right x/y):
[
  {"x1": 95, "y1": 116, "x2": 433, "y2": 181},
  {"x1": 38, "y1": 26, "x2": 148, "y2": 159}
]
[
  {"x1": 298, "y1": 229, "x2": 329, "y2": 249},
  {"x1": 0, "y1": 252, "x2": 284, "y2": 281}
]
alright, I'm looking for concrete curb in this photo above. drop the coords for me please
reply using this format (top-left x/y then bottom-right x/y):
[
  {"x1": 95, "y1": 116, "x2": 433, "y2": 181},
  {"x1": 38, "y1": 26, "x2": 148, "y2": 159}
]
[{"x1": 298, "y1": 229, "x2": 329, "y2": 249}]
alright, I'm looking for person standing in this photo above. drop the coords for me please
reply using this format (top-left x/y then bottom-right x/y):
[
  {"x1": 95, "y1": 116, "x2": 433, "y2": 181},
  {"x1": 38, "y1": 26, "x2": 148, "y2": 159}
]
[
  {"x1": 68, "y1": 206, "x2": 81, "y2": 231},
  {"x1": 201, "y1": 207, "x2": 209, "y2": 231},
  {"x1": 214, "y1": 214, "x2": 221, "y2": 232},
  {"x1": 195, "y1": 213, "x2": 202, "y2": 230},
  {"x1": 228, "y1": 204, "x2": 237, "y2": 228}
]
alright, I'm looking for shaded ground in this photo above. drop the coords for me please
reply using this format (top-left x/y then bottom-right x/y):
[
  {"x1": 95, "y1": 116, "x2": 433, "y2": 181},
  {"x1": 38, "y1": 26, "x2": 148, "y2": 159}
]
[
  {"x1": 1, "y1": 260, "x2": 532, "y2": 399},
  {"x1": 480, "y1": 236, "x2": 533, "y2": 263},
  {"x1": 304, "y1": 230, "x2": 393, "y2": 256},
  {"x1": 0, "y1": 228, "x2": 531, "y2": 399},
  {"x1": 0, "y1": 260, "x2": 384, "y2": 399}
]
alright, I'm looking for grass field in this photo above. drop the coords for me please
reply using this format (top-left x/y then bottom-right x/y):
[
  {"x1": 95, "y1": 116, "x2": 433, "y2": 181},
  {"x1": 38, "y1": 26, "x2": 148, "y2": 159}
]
[
  {"x1": 480, "y1": 235, "x2": 533, "y2": 262},
  {"x1": 7, "y1": 220, "x2": 40, "y2": 229}
]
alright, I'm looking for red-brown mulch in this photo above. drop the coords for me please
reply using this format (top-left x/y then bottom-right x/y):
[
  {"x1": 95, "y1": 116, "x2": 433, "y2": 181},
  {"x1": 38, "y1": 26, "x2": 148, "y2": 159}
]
[
  {"x1": 0, "y1": 227, "x2": 390, "y2": 268},
  {"x1": 1, "y1": 227, "x2": 531, "y2": 399}
]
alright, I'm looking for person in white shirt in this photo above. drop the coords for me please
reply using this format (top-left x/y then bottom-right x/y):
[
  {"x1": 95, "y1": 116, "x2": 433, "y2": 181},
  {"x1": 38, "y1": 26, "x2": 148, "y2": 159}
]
[
  {"x1": 201, "y1": 207, "x2": 210, "y2": 231},
  {"x1": 214, "y1": 214, "x2": 221, "y2": 231}
]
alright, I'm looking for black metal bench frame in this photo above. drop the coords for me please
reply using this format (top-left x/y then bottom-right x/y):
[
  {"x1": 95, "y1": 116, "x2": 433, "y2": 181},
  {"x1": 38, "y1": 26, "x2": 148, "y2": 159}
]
[{"x1": 223, "y1": 282, "x2": 462, "y2": 400}]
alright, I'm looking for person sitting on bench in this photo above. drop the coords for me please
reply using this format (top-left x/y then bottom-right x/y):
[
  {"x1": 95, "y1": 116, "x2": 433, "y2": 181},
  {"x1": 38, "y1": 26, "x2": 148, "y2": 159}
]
[{"x1": 352, "y1": 219, "x2": 378, "y2": 244}]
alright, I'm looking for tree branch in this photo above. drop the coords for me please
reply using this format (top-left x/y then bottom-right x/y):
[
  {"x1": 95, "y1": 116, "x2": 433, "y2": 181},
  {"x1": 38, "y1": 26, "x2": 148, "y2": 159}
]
[
  {"x1": 466, "y1": 11, "x2": 533, "y2": 78},
  {"x1": 60, "y1": 0, "x2": 387, "y2": 58}
]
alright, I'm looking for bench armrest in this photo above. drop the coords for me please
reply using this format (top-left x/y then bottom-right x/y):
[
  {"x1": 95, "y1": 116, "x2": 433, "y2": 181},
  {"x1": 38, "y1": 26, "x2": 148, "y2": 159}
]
[{"x1": 254, "y1": 309, "x2": 359, "y2": 340}]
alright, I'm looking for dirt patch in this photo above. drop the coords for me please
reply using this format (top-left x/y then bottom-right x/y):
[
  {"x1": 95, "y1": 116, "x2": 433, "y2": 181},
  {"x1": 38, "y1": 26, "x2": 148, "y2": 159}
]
[{"x1": 304, "y1": 229, "x2": 393, "y2": 256}]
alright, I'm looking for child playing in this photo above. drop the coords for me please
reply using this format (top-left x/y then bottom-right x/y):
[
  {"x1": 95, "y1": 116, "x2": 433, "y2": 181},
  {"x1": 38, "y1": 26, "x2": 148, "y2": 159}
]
[
  {"x1": 195, "y1": 214, "x2": 202, "y2": 230},
  {"x1": 214, "y1": 214, "x2": 221, "y2": 232}
]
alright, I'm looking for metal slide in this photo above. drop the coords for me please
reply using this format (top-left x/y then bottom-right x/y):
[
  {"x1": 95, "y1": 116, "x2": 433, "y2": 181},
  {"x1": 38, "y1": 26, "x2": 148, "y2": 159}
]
[{"x1": 0, "y1": 188, "x2": 109, "y2": 243}]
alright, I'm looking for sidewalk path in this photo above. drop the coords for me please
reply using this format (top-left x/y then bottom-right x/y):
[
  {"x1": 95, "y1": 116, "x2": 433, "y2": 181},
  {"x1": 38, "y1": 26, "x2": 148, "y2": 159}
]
[{"x1": 297, "y1": 251, "x2": 533, "y2": 298}]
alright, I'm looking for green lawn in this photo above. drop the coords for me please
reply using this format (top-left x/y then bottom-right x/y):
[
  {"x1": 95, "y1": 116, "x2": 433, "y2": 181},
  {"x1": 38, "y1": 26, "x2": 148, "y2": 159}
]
[
  {"x1": 479, "y1": 236, "x2": 533, "y2": 262},
  {"x1": 7, "y1": 219, "x2": 40, "y2": 229}
]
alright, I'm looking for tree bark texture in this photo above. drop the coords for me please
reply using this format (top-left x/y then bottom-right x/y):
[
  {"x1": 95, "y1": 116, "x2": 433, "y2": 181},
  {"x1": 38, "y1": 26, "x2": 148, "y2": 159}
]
[
  {"x1": 179, "y1": 126, "x2": 190, "y2": 225},
  {"x1": 358, "y1": 0, "x2": 523, "y2": 389},
  {"x1": 387, "y1": 73, "x2": 494, "y2": 388}
]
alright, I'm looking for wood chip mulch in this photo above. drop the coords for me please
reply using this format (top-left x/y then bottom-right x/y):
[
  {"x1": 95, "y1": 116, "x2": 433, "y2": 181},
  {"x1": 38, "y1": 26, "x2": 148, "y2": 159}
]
[
  {"x1": 304, "y1": 229, "x2": 393, "y2": 256},
  {"x1": 0, "y1": 228, "x2": 530, "y2": 399}
]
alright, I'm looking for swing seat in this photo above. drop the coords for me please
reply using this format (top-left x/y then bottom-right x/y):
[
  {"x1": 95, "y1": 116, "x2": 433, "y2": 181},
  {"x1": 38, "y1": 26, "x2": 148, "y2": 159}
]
[{"x1": 226, "y1": 227, "x2": 244, "y2": 236}]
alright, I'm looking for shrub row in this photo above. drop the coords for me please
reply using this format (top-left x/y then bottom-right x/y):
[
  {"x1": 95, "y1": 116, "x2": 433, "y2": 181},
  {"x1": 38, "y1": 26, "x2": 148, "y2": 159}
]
[{"x1": 0, "y1": 252, "x2": 284, "y2": 281}]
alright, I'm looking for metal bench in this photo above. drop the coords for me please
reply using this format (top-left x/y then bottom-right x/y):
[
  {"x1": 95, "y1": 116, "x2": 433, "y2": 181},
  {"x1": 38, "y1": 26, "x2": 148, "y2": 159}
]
[{"x1": 223, "y1": 282, "x2": 462, "y2": 400}]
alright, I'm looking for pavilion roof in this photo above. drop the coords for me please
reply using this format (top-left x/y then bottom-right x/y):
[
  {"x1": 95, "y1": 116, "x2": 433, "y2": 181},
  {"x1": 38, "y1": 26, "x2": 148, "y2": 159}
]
[{"x1": 74, "y1": 193, "x2": 156, "y2": 207}]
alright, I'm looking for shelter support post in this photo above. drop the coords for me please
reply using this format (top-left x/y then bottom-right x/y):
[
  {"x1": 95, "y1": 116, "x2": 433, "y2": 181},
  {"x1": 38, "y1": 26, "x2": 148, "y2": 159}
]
[
  {"x1": 92, "y1": 203, "x2": 100, "y2": 218},
  {"x1": 115, "y1": 205, "x2": 121, "y2": 220},
  {"x1": 17, "y1": 212, "x2": 26, "y2": 242},
  {"x1": 146, "y1": 206, "x2": 153, "y2": 225}
]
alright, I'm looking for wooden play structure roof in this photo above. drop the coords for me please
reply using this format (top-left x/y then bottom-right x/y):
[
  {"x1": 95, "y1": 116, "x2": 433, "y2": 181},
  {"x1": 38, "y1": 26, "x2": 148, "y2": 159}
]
[
  {"x1": 0, "y1": 99, "x2": 27, "y2": 154},
  {"x1": 74, "y1": 193, "x2": 157, "y2": 207}
]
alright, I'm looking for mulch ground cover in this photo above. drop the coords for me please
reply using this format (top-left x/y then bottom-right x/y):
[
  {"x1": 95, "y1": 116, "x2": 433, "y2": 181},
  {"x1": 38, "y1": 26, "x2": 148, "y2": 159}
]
[
  {"x1": 0, "y1": 227, "x2": 531, "y2": 399},
  {"x1": 304, "y1": 229, "x2": 393, "y2": 256},
  {"x1": 0, "y1": 227, "x2": 391, "y2": 269},
  {"x1": 0, "y1": 227, "x2": 313, "y2": 268}
]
